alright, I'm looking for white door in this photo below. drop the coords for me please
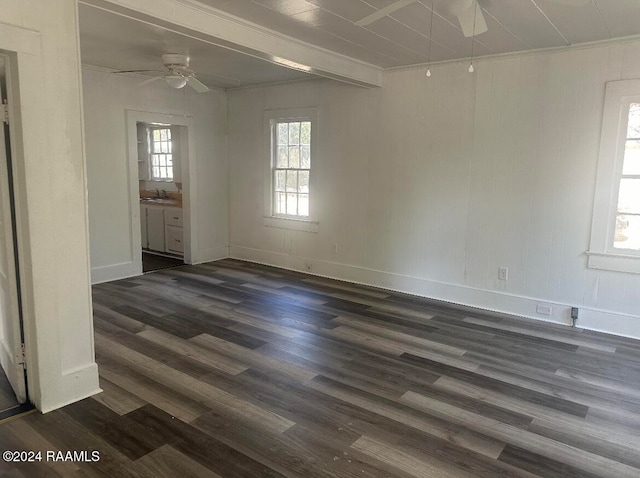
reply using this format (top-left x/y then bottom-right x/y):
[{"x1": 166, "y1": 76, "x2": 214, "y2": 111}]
[{"x1": 0, "y1": 104, "x2": 26, "y2": 403}]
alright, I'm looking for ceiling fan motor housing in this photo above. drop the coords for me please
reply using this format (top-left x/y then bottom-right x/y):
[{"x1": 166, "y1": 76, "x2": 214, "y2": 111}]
[{"x1": 161, "y1": 53, "x2": 190, "y2": 70}]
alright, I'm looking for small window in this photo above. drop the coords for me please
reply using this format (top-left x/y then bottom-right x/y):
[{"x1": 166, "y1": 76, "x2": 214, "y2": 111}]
[
  {"x1": 271, "y1": 119, "x2": 312, "y2": 217},
  {"x1": 148, "y1": 126, "x2": 173, "y2": 181}
]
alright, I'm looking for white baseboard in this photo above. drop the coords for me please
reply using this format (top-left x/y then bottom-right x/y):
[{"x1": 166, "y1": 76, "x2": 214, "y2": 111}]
[
  {"x1": 191, "y1": 245, "x2": 229, "y2": 265},
  {"x1": 229, "y1": 246, "x2": 640, "y2": 341},
  {"x1": 91, "y1": 261, "x2": 141, "y2": 285},
  {"x1": 39, "y1": 363, "x2": 101, "y2": 413}
]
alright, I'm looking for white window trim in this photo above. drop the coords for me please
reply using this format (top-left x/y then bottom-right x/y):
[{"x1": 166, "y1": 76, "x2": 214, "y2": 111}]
[
  {"x1": 588, "y1": 79, "x2": 640, "y2": 273},
  {"x1": 263, "y1": 107, "x2": 319, "y2": 233}
]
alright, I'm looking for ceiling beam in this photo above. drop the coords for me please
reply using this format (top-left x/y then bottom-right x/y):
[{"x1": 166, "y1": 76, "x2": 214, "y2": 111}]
[{"x1": 79, "y1": 0, "x2": 384, "y2": 88}]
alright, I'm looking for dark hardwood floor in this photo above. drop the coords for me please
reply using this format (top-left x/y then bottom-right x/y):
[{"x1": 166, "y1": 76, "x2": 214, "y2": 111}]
[
  {"x1": 142, "y1": 251, "x2": 184, "y2": 273},
  {"x1": 2, "y1": 258, "x2": 640, "y2": 477}
]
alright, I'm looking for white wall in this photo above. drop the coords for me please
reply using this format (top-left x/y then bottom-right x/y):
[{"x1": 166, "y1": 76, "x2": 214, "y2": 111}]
[
  {"x1": 82, "y1": 67, "x2": 229, "y2": 282},
  {"x1": 0, "y1": 0, "x2": 100, "y2": 411},
  {"x1": 228, "y1": 39, "x2": 640, "y2": 339}
]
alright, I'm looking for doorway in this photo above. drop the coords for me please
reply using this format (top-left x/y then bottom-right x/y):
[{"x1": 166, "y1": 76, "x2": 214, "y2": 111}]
[
  {"x1": 136, "y1": 120, "x2": 189, "y2": 273},
  {"x1": 0, "y1": 54, "x2": 31, "y2": 418}
]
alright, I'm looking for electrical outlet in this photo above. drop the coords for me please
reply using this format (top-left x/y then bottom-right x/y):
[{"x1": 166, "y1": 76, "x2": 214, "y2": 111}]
[
  {"x1": 331, "y1": 243, "x2": 338, "y2": 254},
  {"x1": 498, "y1": 267, "x2": 508, "y2": 281},
  {"x1": 536, "y1": 304, "x2": 552, "y2": 316},
  {"x1": 571, "y1": 307, "x2": 579, "y2": 327}
]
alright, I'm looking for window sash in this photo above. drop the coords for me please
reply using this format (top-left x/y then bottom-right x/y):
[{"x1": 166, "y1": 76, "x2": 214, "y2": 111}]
[{"x1": 148, "y1": 127, "x2": 174, "y2": 181}]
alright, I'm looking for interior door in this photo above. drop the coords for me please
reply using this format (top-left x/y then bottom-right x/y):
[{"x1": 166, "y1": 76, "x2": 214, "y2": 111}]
[{"x1": 0, "y1": 97, "x2": 26, "y2": 403}]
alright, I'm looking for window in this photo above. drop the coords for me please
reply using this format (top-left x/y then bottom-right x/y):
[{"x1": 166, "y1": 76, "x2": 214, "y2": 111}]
[
  {"x1": 588, "y1": 80, "x2": 640, "y2": 273},
  {"x1": 272, "y1": 119, "x2": 311, "y2": 217},
  {"x1": 148, "y1": 126, "x2": 173, "y2": 181},
  {"x1": 614, "y1": 104, "x2": 640, "y2": 251}
]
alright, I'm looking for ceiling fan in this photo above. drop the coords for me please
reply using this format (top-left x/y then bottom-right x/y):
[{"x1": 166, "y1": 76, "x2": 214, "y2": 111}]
[
  {"x1": 113, "y1": 53, "x2": 210, "y2": 93},
  {"x1": 355, "y1": 0, "x2": 590, "y2": 38}
]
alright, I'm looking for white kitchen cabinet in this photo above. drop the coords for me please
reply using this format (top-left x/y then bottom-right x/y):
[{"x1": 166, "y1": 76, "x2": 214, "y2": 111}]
[
  {"x1": 140, "y1": 204, "x2": 184, "y2": 256},
  {"x1": 146, "y1": 206, "x2": 165, "y2": 252},
  {"x1": 165, "y1": 225, "x2": 184, "y2": 254},
  {"x1": 140, "y1": 205, "x2": 148, "y2": 248}
]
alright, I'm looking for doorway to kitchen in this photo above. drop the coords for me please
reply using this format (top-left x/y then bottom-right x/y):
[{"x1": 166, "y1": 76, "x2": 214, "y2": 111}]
[
  {"x1": 0, "y1": 54, "x2": 32, "y2": 419},
  {"x1": 127, "y1": 110, "x2": 197, "y2": 276}
]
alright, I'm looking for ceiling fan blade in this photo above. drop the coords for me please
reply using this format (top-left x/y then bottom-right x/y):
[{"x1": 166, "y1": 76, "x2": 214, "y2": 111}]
[
  {"x1": 456, "y1": 3, "x2": 488, "y2": 37},
  {"x1": 355, "y1": 0, "x2": 417, "y2": 26},
  {"x1": 549, "y1": 0, "x2": 590, "y2": 6},
  {"x1": 134, "y1": 75, "x2": 164, "y2": 88},
  {"x1": 112, "y1": 69, "x2": 163, "y2": 74},
  {"x1": 187, "y1": 76, "x2": 210, "y2": 93}
]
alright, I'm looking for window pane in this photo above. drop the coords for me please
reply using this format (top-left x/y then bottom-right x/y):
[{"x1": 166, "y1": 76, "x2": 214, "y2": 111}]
[
  {"x1": 277, "y1": 146, "x2": 288, "y2": 168},
  {"x1": 160, "y1": 129, "x2": 168, "y2": 141},
  {"x1": 278, "y1": 123, "x2": 288, "y2": 145},
  {"x1": 628, "y1": 103, "x2": 640, "y2": 139},
  {"x1": 160, "y1": 167, "x2": 168, "y2": 179},
  {"x1": 300, "y1": 146, "x2": 310, "y2": 168},
  {"x1": 614, "y1": 214, "x2": 640, "y2": 250},
  {"x1": 298, "y1": 194, "x2": 309, "y2": 216},
  {"x1": 300, "y1": 122, "x2": 311, "y2": 145},
  {"x1": 289, "y1": 122, "x2": 300, "y2": 145},
  {"x1": 617, "y1": 178, "x2": 640, "y2": 214},
  {"x1": 161, "y1": 141, "x2": 170, "y2": 153},
  {"x1": 274, "y1": 193, "x2": 287, "y2": 214},
  {"x1": 275, "y1": 171, "x2": 286, "y2": 192},
  {"x1": 286, "y1": 193, "x2": 297, "y2": 215},
  {"x1": 166, "y1": 129, "x2": 171, "y2": 140},
  {"x1": 153, "y1": 130, "x2": 160, "y2": 141},
  {"x1": 623, "y1": 140, "x2": 640, "y2": 175},
  {"x1": 286, "y1": 170, "x2": 298, "y2": 192},
  {"x1": 289, "y1": 147, "x2": 300, "y2": 168},
  {"x1": 166, "y1": 155, "x2": 173, "y2": 166},
  {"x1": 298, "y1": 171, "x2": 309, "y2": 193},
  {"x1": 153, "y1": 167, "x2": 160, "y2": 178}
]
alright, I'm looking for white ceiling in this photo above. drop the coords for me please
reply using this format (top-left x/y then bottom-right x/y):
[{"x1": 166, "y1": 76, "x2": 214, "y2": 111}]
[
  {"x1": 78, "y1": 0, "x2": 640, "y2": 91},
  {"x1": 196, "y1": 0, "x2": 640, "y2": 68},
  {"x1": 78, "y1": 3, "x2": 314, "y2": 89}
]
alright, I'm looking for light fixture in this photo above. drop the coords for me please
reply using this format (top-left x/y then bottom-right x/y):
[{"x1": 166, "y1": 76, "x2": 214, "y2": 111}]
[
  {"x1": 469, "y1": 0, "x2": 478, "y2": 73},
  {"x1": 426, "y1": 0, "x2": 435, "y2": 78},
  {"x1": 165, "y1": 74, "x2": 187, "y2": 89}
]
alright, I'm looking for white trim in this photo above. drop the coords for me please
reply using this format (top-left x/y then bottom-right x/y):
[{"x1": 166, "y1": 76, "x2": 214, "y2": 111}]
[
  {"x1": 90, "y1": 261, "x2": 140, "y2": 284},
  {"x1": 230, "y1": 246, "x2": 640, "y2": 340},
  {"x1": 40, "y1": 363, "x2": 102, "y2": 413},
  {"x1": 190, "y1": 245, "x2": 229, "y2": 265},
  {"x1": 263, "y1": 216, "x2": 318, "y2": 233},
  {"x1": 79, "y1": 0, "x2": 382, "y2": 88}
]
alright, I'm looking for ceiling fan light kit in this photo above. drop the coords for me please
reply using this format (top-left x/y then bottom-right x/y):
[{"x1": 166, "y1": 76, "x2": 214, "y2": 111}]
[{"x1": 165, "y1": 74, "x2": 187, "y2": 89}]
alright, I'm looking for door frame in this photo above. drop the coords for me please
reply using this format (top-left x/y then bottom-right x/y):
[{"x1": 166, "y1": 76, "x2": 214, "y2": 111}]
[
  {"x1": 126, "y1": 110, "x2": 197, "y2": 274},
  {"x1": 0, "y1": 50, "x2": 33, "y2": 407}
]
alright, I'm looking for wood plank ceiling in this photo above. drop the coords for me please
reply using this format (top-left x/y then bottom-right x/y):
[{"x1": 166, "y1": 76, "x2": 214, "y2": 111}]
[{"x1": 196, "y1": 0, "x2": 640, "y2": 68}]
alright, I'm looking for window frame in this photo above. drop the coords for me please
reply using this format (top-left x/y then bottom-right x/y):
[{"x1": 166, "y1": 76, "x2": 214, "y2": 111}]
[
  {"x1": 263, "y1": 107, "x2": 318, "y2": 233},
  {"x1": 147, "y1": 125, "x2": 174, "y2": 182},
  {"x1": 588, "y1": 79, "x2": 640, "y2": 273}
]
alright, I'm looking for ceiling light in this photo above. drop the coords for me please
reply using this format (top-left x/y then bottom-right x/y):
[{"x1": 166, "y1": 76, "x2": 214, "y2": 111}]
[{"x1": 165, "y1": 75, "x2": 187, "y2": 89}]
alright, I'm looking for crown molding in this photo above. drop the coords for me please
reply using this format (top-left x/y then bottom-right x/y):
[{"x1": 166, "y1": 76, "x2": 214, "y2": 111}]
[{"x1": 79, "y1": 0, "x2": 383, "y2": 88}]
